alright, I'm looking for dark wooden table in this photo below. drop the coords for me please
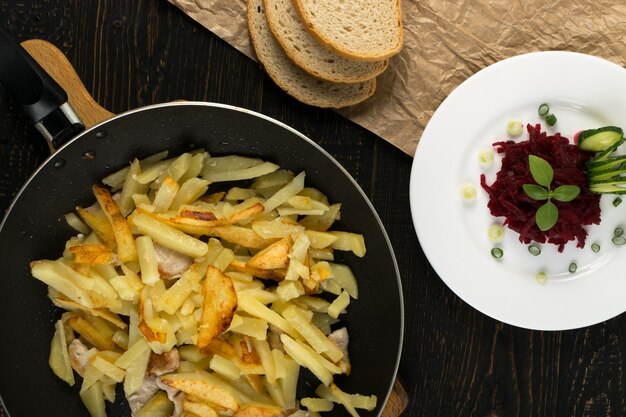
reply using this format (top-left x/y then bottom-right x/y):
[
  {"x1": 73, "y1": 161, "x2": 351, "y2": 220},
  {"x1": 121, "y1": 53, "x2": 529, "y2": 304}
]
[{"x1": 1, "y1": 1, "x2": 624, "y2": 417}]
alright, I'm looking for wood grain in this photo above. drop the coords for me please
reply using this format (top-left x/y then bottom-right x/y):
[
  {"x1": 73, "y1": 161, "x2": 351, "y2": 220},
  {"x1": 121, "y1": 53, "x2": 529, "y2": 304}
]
[
  {"x1": 21, "y1": 39, "x2": 114, "y2": 127},
  {"x1": 1, "y1": 1, "x2": 626, "y2": 417}
]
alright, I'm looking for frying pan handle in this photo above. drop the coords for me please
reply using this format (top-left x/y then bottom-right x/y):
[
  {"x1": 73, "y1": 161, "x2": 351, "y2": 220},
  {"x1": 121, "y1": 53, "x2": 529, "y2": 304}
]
[{"x1": 0, "y1": 25, "x2": 84, "y2": 149}]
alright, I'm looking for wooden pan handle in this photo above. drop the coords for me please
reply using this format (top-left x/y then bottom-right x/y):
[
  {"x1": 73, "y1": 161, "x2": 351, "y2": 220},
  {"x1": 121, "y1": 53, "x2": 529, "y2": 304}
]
[{"x1": 20, "y1": 39, "x2": 114, "y2": 128}]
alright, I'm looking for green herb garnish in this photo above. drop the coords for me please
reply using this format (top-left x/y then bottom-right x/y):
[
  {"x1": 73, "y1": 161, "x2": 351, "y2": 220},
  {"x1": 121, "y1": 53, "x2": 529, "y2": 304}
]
[
  {"x1": 569, "y1": 262, "x2": 577, "y2": 273},
  {"x1": 491, "y1": 248, "x2": 503, "y2": 259},
  {"x1": 523, "y1": 155, "x2": 581, "y2": 231}
]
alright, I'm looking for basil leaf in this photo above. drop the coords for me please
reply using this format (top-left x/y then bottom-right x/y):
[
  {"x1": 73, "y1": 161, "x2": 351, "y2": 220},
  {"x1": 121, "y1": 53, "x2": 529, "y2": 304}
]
[
  {"x1": 523, "y1": 184, "x2": 549, "y2": 200},
  {"x1": 528, "y1": 155, "x2": 553, "y2": 188},
  {"x1": 552, "y1": 185, "x2": 581, "y2": 202},
  {"x1": 536, "y1": 200, "x2": 558, "y2": 231}
]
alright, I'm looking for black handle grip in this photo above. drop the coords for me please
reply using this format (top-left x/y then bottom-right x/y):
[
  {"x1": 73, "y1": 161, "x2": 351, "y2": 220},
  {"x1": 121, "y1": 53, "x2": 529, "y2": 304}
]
[{"x1": 0, "y1": 25, "x2": 83, "y2": 149}]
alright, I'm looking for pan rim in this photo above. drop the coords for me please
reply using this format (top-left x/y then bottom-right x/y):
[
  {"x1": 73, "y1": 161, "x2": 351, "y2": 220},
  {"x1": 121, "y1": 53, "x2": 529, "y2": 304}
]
[{"x1": 0, "y1": 101, "x2": 404, "y2": 416}]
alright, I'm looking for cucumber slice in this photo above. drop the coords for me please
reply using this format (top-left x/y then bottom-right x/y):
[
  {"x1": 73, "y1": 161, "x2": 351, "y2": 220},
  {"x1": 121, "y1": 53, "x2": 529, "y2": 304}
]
[
  {"x1": 589, "y1": 167, "x2": 626, "y2": 181},
  {"x1": 578, "y1": 126, "x2": 624, "y2": 152},
  {"x1": 589, "y1": 178, "x2": 626, "y2": 194},
  {"x1": 590, "y1": 183, "x2": 626, "y2": 194},
  {"x1": 587, "y1": 155, "x2": 626, "y2": 172},
  {"x1": 590, "y1": 137, "x2": 625, "y2": 162}
]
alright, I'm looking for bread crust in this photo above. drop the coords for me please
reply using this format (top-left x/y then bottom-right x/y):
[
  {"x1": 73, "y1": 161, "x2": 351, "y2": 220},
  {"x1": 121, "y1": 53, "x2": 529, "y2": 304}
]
[
  {"x1": 263, "y1": 0, "x2": 388, "y2": 83},
  {"x1": 292, "y1": 0, "x2": 404, "y2": 62},
  {"x1": 247, "y1": 0, "x2": 376, "y2": 108}
]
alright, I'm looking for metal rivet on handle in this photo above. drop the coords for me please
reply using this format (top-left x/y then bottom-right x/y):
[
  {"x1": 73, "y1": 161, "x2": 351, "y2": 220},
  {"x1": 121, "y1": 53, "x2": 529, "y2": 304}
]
[{"x1": 53, "y1": 159, "x2": 66, "y2": 169}]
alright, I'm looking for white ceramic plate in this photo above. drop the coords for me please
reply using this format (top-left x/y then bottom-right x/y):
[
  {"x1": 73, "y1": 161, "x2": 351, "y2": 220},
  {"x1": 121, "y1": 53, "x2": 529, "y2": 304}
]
[{"x1": 410, "y1": 51, "x2": 626, "y2": 330}]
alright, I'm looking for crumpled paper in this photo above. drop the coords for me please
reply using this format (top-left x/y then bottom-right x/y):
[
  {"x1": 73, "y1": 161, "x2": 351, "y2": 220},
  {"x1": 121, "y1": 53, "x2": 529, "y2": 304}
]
[{"x1": 168, "y1": 0, "x2": 626, "y2": 156}]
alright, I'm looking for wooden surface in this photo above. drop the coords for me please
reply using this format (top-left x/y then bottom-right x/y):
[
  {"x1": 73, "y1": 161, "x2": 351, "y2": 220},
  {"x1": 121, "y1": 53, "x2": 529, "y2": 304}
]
[{"x1": 0, "y1": 1, "x2": 624, "y2": 417}]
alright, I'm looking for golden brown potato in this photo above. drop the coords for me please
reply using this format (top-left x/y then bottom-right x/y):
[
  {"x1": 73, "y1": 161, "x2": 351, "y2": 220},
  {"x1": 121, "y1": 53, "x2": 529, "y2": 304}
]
[
  {"x1": 92, "y1": 185, "x2": 138, "y2": 262},
  {"x1": 197, "y1": 266, "x2": 238, "y2": 350},
  {"x1": 69, "y1": 244, "x2": 114, "y2": 266},
  {"x1": 246, "y1": 236, "x2": 292, "y2": 270}
]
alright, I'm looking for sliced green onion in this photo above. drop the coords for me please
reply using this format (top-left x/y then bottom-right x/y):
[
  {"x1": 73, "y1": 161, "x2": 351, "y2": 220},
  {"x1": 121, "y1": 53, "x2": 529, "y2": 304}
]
[
  {"x1": 460, "y1": 183, "x2": 477, "y2": 200},
  {"x1": 615, "y1": 227, "x2": 624, "y2": 237},
  {"x1": 478, "y1": 149, "x2": 495, "y2": 167},
  {"x1": 538, "y1": 103, "x2": 550, "y2": 117},
  {"x1": 546, "y1": 114, "x2": 557, "y2": 126},
  {"x1": 612, "y1": 236, "x2": 626, "y2": 245},
  {"x1": 535, "y1": 271, "x2": 548, "y2": 285},
  {"x1": 491, "y1": 247, "x2": 503, "y2": 259},
  {"x1": 568, "y1": 262, "x2": 577, "y2": 273},
  {"x1": 613, "y1": 197, "x2": 623, "y2": 207},
  {"x1": 488, "y1": 224, "x2": 504, "y2": 242},
  {"x1": 528, "y1": 245, "x2": 541, "y2": 256},
  {"x1": 506, "y1": 119, "x2": 524, "y2": 137},
  {"x1": 591, "y1": 243, "x2": 601, "y2": 253}
]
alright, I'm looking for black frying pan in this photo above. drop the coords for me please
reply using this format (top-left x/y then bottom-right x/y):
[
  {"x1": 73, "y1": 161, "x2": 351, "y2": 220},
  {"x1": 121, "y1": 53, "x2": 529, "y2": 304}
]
[{"x1": 0, "y1": 26, "x2": 403, "y2": 417}]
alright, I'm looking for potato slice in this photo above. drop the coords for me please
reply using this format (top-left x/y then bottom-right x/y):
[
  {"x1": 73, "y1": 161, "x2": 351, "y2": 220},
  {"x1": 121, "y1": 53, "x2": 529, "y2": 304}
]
[
  {"x1": 247, "y1": 236, "x2": 291, "y2": 270},
  {"x1": 280, "y1": 334, "x2": 332, "y2": 386},
  {"x1": 160, "y1": 371, "x2": 241, "y2": 411},
  {"x1": 197, "y1": 266, "x2": 238, "y2": 349},
  {"x1": 210, "y1": 226, "x2": 274, "y2": 249},
  {"x1": 328, "y1": 232, "x2": 366, "y2": 257},
  {"x1": 92, "y1": 184, "x2": 138, "y2": 262},
  {"x1": 49, "y1": 319, "x2": 75, "y2": 386},
  {"x1": 183, "y1": 400, "x2": 219, "y2": 417},
  {"x1": 77, "y1": 205, "x2": 116, "y2": 248},
  {"x1": 228, "y1": 260, "x2": 285, "y2": 282},
  {"x1": 133, "y1": 213, "x2": 208, "y2": 258},
  {"x1": 80, "y1": 381, "x2": 106, "y2": 417},
  {"x1": 153, "y1": 176, "x2": 180, "y2": 212},
  {"x1": 119, "y1": 159, "x2": 150, "y2": 217},
  {"x1": 66, "y1": 315, "x2": 115, "y2": 351},
  {"x1": 135, "y1": 235, "x2": 160, "y2": 285},
  {"x1": 234, "y1": 404, "x2": 283, "y2": 417},
  {"x1": 68, "y1": 244, "x2": 113, "y2": 266},
  {"x1": 135, "y1": 391, "x2": 174, "y2": 417},
  {"x1": 282, "y1": 305, "x2": 343, "y2": 362},
  {"x1": 263, "y1": 172, "x2": 305, "y2": 214}
]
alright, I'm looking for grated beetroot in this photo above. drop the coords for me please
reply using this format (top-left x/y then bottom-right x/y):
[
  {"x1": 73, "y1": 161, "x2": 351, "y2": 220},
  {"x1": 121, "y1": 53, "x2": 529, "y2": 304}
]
[{"x1": 480, "y1": 124, "x2": 601, "y2": 252}]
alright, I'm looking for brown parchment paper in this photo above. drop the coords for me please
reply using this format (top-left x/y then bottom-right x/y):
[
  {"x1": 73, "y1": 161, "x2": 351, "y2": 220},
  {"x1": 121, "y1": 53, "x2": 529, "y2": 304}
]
[{"x1": 168, "y1": 0, "x2": 626, "y2": 156}]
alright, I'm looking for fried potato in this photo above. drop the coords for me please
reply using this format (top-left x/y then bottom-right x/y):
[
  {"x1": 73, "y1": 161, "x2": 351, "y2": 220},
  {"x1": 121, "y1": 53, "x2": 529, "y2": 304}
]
[
  {"x1": 49, "y1": 319, "x2": 75, "y2": 386},
  {"x1": 228, "y1": 260, "x2": 286, "y2": 282},
  {"x1": 80, "y1": 381, "x2": 106, "y2": 417},
  {"x1": 93, "y1": 185, "x2": 138, "y2": 262},
  {"x1": 118, "y1": 160, "x2": 150, "y2": 217},
  {"x1": 77, "y1": 205, "x2": 116, "y2": 248},
  {"x1": 280, "y1": 334, "x2": 333, "y2": 386},
  {"x1": 282, "y1": 305, "x2": 343, "y2": 362},
  {"x1": 247, "y1": 236, "x2": 291, "y2": 270},
  {"x1": 69, "y1": 244, "x2": 114, "y2": 266},
  {"x1": 234, "y1": 404, "x2": 283, "y2": 417},
  {"x1": 133, "y1": 213, "x2": 208, "y2": 258},
  {"x1": 328, "y1": 232, "x2": 366, "y2": 258},
  {"x1": 135, "y1": 391, "x2": 174, "y2": 417},
  {"x1": 263, "y1": 172, "x2": 305, "y2": 214},
  {"x1": 66, "y1": 315, "x2": 115, "y2": 351},
  {"x1": 160, "y1": 371, "x2": 241, "y2": 411},
  {"x1": 210, "y1": 225, "x2": 274, "y2": 249},
  {"x1": 328, "y1": 291, "x2": 351, "y2": 319},
  {"x1": 183, "y1": 400, "x2": 219, "y2": 417},
  {"x1": 197, "y1": 266, "x2": 238, "y2": 349},
  {"x1": 153, "y1": 176, "x2": 180, "y2": 212}
]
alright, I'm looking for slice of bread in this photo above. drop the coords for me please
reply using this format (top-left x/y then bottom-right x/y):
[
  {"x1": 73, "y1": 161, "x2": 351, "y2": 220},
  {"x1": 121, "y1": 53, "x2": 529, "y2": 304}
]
[
  {"x1": 263, "y1": 0, "x2": 387, "y2": 83},
  {"x1": 247, "y1": 0, "x2": 376, "y2": 108},
  {"x1": 293, "y1": 0, "x2": 403, "y2": 62}
]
